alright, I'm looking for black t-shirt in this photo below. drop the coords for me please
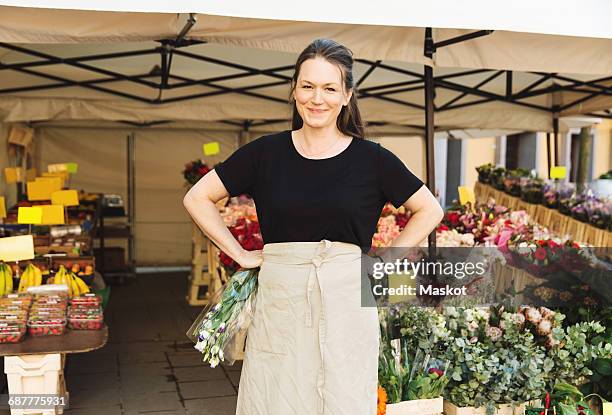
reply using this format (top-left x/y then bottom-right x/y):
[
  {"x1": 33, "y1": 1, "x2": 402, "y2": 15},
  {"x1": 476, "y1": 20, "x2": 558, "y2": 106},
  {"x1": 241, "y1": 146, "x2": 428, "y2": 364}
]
[{"x1": 215, "y1": 130, "x2": 423, "y2": 252}]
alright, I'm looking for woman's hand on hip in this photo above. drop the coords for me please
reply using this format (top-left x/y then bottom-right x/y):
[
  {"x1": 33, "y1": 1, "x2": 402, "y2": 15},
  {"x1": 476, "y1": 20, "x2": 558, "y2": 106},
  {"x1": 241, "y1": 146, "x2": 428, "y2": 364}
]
[{"x1": 237, "y1": 249, "x2": 263, "y2": 269}]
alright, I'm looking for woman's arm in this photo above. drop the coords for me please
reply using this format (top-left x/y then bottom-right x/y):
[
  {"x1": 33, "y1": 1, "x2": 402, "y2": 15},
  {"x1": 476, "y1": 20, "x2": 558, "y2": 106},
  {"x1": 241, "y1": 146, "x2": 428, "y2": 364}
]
[
  {"x1": 391, "y1": 185, "x2": 444, "y2": 249},
  {"x1": 182, "y1": 170, "x2": 263, "y2": 269}
]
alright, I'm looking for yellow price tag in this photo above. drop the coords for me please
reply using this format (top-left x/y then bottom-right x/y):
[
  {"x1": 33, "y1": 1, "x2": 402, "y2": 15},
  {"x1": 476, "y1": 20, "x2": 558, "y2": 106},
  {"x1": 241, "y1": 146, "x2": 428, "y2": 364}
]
[
  {"x1": 0, "y1": 235, "x2": 35, "y2": 262},
  {"x1": 40, "y1": 205, "x2": 65, "y2": 225},
  {"x1": 35, "y1": 176, "x2": 63, "y2": 190},
  {"x1": 51, "y1": 190, "x2": 79, "y2": 207},
  {"x1": 42, "y1": 172, "x2": 68, "y2": 187},
  {"x1": 27, "y1": 181, "x2": 61, "y2": 200},
  {"x1": 550, "y1": 166, "x2": 567, "y2": 179},
  {"x1": 603, "y1": 402, "x2": 611, "y2": 415},
  {"x1": 458, "y1": 186, "x2": 476, "y2": 205},
  {"x1": 0, "y1": 197, "x2": 6, "y2": 219},
  {"x1": 203, "y1": 142, "x2": 220, "y2": 156},
  {"x1": 17, "y1": 207, "x2": 43, "y2": 224},
  {"x1": 4, "y1": 167, "x2": 22, "y2": 184},
  {"x1": 48, "y1": 163, "x2": 68, "y2": 173}
]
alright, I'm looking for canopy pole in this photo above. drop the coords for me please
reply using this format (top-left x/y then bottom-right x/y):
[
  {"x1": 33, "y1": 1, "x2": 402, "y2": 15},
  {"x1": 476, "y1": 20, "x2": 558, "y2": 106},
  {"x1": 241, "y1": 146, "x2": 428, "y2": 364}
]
[
  {"x1": 552, "y1": 108, "x2": 559, "y2": 167},
  {"x1": 424, "y1": 28, "x2": 436, "y2": 257},
  {"x1": 546, "y1": 133, "x2": 552, "y2": 179}
]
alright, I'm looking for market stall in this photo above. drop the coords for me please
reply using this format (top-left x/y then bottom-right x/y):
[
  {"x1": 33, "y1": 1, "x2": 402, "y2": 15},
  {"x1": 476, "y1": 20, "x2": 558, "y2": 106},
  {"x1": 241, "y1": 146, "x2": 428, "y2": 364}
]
[{"x1": 0, "y1": 2, "x2": 611, "y2": 415}]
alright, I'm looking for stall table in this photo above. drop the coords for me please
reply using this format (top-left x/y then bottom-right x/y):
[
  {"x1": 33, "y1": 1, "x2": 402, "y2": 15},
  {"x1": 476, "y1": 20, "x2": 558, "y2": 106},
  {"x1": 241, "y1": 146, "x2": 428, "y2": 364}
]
[{"x1": 0, "y1": 326, "x2": 108, "y2": 415}]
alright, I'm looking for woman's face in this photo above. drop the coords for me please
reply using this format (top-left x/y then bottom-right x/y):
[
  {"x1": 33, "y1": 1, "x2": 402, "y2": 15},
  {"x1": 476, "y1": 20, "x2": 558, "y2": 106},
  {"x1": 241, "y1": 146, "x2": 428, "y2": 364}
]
[{"x1": 293, "y1": 57, "x2": 352, "y2": 130}]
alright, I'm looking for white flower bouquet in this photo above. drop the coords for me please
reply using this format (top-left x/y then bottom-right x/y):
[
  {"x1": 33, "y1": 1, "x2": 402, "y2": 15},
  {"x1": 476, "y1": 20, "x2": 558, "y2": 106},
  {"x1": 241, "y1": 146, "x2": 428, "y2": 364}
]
[{"x1": 186, "y1": 268, "x2": 258, "y2": 367}]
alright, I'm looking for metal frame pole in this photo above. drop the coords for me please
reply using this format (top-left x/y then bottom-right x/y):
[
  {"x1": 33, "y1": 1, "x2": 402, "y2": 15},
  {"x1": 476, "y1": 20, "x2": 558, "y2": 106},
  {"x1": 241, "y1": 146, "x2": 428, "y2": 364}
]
[
  {"x1": 424, "y1": 28, "x2": 437, "y2": 256},
  {"x1": 127, "y1": 133, "x2": 136, "y2": 274}
]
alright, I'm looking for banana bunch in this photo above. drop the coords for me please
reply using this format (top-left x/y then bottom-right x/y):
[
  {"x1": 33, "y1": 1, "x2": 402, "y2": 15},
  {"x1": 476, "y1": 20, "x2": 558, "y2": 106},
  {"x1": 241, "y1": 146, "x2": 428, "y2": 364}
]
[
  {"x1": 53, "y1": 265, "x2": 90, "y2": 297},
  {"x1": 18, "y1": 263, "x2": 42, "y2": 293},
  {"x1": 0, "y1": 263, "x2": 14, "y2": 296}
]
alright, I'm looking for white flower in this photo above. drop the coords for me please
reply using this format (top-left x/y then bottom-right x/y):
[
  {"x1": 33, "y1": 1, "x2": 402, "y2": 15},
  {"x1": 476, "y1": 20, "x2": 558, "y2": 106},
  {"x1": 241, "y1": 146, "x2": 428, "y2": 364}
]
[
  {"x1": 475, "y1": 308, "x2": 490, "y2": 321},
  {"x1": 469, "y1": 336, "x2": 478, "y2": 344},
  {"x1": 194, "y1": 341, "x2": 206, "y2": 353},
  {"x1": 485, "y1": 326, "x2": 503, "y2": 341},
  {"x1": 210, "y1": 356, "x2": 220, "y2": 368},
  {"x1": 213, "y1": 303, "x2": 222, "y2": 312},
  {"x1": 219, "y1": 349, "x2": 225, "y2": 361}
]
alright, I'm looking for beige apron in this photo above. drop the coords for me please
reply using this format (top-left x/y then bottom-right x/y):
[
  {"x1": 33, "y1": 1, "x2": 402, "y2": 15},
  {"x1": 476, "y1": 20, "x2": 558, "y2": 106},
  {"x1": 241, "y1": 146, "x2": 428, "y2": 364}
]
[{"x1": 236, "y1": 240, "x2": 379, "y2": 415}]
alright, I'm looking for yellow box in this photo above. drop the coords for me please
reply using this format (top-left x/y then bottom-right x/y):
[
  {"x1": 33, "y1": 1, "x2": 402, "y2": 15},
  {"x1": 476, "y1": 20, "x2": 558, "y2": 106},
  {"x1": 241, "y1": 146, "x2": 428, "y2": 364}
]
[
  {"x1": 0, "y1": 235, "x2": 35, "y2": 262},
  {"x1": 17, "y1": 207, "x2": 42, "y2": 224},
  {"x1": 0, "y1": 197, "x2": 6, "y2": 219},
  {"x1": 40, "y1": 205, "x2": 65, "y2": 225},
  {"x1": 51, "y1": 190, "x2": 79, "y2": 207},
  {"x1": 47, "y1": 163, "x2": 67, "y2": 173},
  {"x1": 27, "y1": 181, "x2": 58, "y2": 201}
]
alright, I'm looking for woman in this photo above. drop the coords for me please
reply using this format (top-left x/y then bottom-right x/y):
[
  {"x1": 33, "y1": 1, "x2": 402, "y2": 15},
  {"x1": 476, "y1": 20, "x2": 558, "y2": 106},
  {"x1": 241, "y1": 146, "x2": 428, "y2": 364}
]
[{"x1": 183, "y1": 39, "x2": 443, "y2": 415}]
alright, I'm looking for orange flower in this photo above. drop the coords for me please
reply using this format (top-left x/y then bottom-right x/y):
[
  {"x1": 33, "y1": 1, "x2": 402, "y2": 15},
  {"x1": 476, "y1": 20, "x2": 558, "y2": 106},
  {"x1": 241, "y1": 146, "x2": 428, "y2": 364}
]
[{"x1": 377, "y1": 385, "x2": 387, "y2": 415}]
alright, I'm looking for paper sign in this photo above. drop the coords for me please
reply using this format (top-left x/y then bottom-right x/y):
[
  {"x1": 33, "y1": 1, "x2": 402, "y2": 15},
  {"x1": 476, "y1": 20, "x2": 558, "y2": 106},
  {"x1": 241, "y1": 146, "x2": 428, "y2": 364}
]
[
  {"x1": 0, "y1": 235, "x2": 35, "y2": 262},
  {"x1": 550, "y1": 166, "x2": 567, "y2": 179},
  {"x1": 203, "y1": 142, "x2": 220, "y2": 156},
  {"x1": 65, "y1": 163, "x2": 78, "y2": 174},
  {"x1": 48, "y1": 163, "x2": 67, "y2": 173},
  {"x1": 458, "y1": 186, "x2": 476, "y2": 205},
  {"x1": 603, "y1": 402, "x2": 611, "y2": 415},
  {"x1": 17, "y1": 207, "x2": 43, "y2": 224},
  {"x1": 35, "y1": 176, "x2": 63, "y2": 190},
  {"x1": 27, "y1": 180, "x2": 59, "y2": 201},
  {"x1": 40, "y1": 205, "x2": 65, "y2": 225},
  {"x1": 4, "y1": 167, "x2": 22, "y2": 184},
  {"x1": 0, "y1": 197, "x2": 6, "y2": 219},
  {"x1": 26, "y1": 168, "x2": 37, "y2": 182},
  {"x1": 51, "y1": 190, "x2": 79, "y2": 206},
  {"x1": 42, "y1": 172, "x2": 68, "y2": 187}
]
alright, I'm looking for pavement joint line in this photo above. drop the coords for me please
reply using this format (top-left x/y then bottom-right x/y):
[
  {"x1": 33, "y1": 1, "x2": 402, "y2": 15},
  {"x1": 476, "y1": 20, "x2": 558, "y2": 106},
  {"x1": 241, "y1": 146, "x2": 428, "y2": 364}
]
[
  {"x1": 181, "y1": 393, "x2": 238, "y2": 401},
  {"x1": 165, "y1": 349, "x2": 188, "y2": 412}
]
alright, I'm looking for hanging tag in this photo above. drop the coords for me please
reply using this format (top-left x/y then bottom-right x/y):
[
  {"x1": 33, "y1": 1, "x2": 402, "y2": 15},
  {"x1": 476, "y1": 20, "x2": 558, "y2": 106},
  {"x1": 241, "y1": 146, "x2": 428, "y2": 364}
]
[
  {"x1": 0, "y1": 197, "x2": 5, "y2": 219},
  {"x1": 4, "y1": 167, "x2": 22, "y2": 184}
]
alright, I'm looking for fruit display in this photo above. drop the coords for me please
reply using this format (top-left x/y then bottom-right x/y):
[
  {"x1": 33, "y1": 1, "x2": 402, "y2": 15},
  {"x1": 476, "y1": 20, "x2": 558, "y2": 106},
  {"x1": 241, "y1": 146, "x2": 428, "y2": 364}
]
[
  {"x1": 68, "y1": 294, "x2": 103, "y2": 330},
  {"x1": 0, "y1": 293, "x2": 31, "y2": 343},
  {"x1": 26, "y1": 293, "x2": 68, "y2": 337},
  {"x1": 27, "y1": 318, "x2": 67, "y2": 336},
  {"x1": 51, "y1": 265, "x2": 90, "y2": 298},
  {"x1": 17, "y1": 263, "x2": 43, "y2": 293},
  {"x1": 0, "y1": 263, "x2": 14, "y2": 296}
]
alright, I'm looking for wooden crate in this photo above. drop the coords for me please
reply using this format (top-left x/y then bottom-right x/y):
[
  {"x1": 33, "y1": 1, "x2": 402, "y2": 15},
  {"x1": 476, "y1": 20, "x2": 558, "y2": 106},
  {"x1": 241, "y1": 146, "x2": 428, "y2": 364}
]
[
  {"x1": 492, "y1": 262, "x2": 545, "y2": 298},
  {"x1": 387, "y1": 397, "x2": 442, "y2": 415},
  {"x1": 444, "y1": 400, "x2": 528, "y2": 415}
]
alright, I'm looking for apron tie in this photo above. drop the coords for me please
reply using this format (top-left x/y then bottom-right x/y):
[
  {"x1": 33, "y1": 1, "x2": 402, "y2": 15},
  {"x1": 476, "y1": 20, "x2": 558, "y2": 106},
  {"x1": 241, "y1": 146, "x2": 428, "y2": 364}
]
[{"x1": 304, "y1": 239, "x2": 331, "y2": 414}]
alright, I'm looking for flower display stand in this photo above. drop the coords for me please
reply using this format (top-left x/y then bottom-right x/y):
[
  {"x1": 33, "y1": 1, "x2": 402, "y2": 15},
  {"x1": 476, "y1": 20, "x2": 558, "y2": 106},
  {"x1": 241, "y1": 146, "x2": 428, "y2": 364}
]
[
  {"x1": 492, "y1": 262, "x2": 545, "y2": 298},
  {"x1": 443, "y1": 400, "x2": 528, "y2": 415},
  {"x1": 187, "y1": 224, "x2": 224, "y2": 306},
  {"x1": 386, "y1": 397, "x2": 443, "y2": 415},
  {"x1": 474, "y1": 183, "x2": 611, "y2": 247}
]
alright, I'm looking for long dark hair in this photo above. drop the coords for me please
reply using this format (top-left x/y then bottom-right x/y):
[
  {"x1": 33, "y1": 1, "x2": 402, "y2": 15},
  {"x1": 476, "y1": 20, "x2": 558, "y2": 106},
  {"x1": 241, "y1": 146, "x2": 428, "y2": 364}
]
[{"x1": 290, "y1": 39, "x2": 365, "y2": 139}]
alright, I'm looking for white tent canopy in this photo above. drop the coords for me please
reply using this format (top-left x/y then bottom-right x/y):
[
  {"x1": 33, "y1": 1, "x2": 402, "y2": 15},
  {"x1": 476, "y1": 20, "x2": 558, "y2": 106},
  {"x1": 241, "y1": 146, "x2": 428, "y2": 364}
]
[{"x1": 1, "y1": 4, "x2": 612, "y2": 75}]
